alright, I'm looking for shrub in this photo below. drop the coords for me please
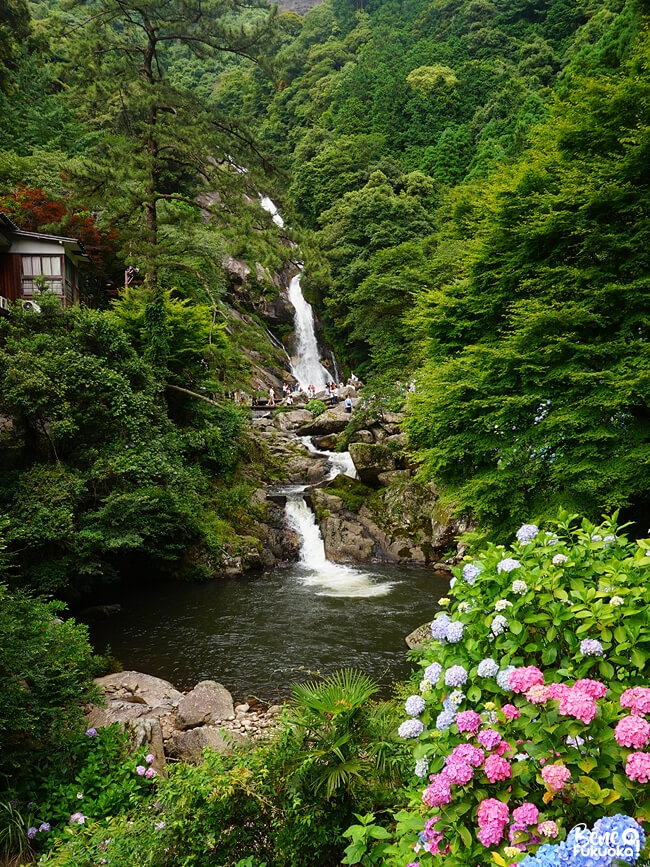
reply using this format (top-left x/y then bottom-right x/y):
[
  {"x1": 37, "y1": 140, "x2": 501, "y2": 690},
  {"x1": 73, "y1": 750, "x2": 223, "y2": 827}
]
[
  {"x1": 305, "y1": 399, "x2": 327, "y2": 417},
  {"x1": 355, "y1": 511, "x2": 650, "y2": 865}
]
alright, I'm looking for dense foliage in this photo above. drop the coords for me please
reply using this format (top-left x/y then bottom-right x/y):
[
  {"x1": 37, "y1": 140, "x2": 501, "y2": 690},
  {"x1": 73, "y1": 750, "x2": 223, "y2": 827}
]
[{"x1": 345, "y1": 514, "x2": 650, "y2": 865}]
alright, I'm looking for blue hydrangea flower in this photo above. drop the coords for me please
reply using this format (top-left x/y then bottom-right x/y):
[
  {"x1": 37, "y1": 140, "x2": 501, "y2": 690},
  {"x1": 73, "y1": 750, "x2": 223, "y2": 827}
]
[
  {"x1": 423, "y1": 662, "x2": 442, "y2": 684},
  {"x1": 414, "y1": 757, "x2": 429, "y2": 778},
  {"x1": 446, "y1": 620, "x2": 464, "y2": 643},
  {"x1": 430, "y1": 613, "x2": 451, "y2": 640},
  {"x1": 477, "y1": 658, "x2": 499, "y2": 678},
  {"x1": 405, "y1": 695, "x2": 426, "y2": 717},
  {"x1": 603, "y1": 534, "x2": 617, "y2": 547},
  {"x1": 496, "y1": 665, "x2": 516, "y2": 691},
  {"x1": 580, "y1": 638, "x2": 604, "y2": 657},
  {"x1": 497, "y1": 558, "x2": 521, "y2": 574},
  {"x1": 444, "y1": 665, "x2": 468, "y2": 687},
  {"x1": 461, "y1": 563, "x2": 481, "y2": 584},
  {"x1": 398, "y1": 718, "x2": 425, "y2": 739},
  {"x1": 516, "y1": 524, "x2": 539, "y2": 543},
  {"x1": 449, "y1": 577, "x2": 457, "y2": 589},
  {"x1": 435, "y1": 709, "x2": 455, "y2": 730},
  {"x1": 491, "y1": 614, "x2": 509, "y2": 636}
]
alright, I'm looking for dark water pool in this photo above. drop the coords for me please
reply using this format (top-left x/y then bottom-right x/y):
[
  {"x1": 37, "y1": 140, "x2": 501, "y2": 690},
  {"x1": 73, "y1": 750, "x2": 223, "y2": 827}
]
[{"x1": 87, "y1": 562, "x2": 448, "y2": 702}]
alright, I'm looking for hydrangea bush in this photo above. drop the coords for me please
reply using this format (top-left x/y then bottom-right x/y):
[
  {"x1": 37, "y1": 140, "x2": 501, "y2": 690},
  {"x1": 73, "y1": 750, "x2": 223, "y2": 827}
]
[{"x1": 383, "y1": 512, "x2": 650, "y2": 866}]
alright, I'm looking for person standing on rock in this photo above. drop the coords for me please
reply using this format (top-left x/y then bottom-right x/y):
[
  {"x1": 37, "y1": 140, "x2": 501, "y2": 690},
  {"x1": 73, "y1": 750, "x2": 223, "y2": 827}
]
[
  {"x1": 345, "y1": 396, "x2": 353, "y2": 413},
  {"x1": 268, "y1": 387, "x2": 275, "y2": 407}
]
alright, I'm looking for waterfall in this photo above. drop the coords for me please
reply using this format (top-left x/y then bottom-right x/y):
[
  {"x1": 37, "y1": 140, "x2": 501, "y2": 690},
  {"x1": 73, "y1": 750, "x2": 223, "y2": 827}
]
[
  {"x1": 287, "y1": 274, "x2": 331, "y2": 393},
  {"x1": 284, "y1": 491, "x2": 392, "y2": 598},
  {"x1": 260, "y1": 195, "x2": 332, "y2": 393}
]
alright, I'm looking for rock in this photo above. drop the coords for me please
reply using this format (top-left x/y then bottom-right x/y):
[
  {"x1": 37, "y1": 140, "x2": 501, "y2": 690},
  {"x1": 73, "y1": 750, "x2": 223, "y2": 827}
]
[
  {"x1": 348, "y1": 442, "x2": 396, "y2": 484},
  {"x1": 298, "y1": 403, "x2": 355, "y2": 436},
  {"x1": 87, "y1": 672, "x2": 183, "y2": 728},
  {"x1": 167, "y1": 726, "x2": 246, "y2": 763},
  {"x1": 126, "y1": 717, "x2": 167, "y2": 777},
  {"x1": 349, "y1": 429, "x2": 374, "y2": 444},
  {"x1": 176, "y1": 680, "x2": 235, "y2": 730},
  {"x1": 405, "y1": 622, "x2": 433, "y2": 649},
  {"x1": 376, "y1": 469, "x2": 411, "y2": 486},
  {"x1": 311, "y1": 433, "x2": 339, "y2": 450},
  {"x1": 273, "y1": 409, "x2": 314, "y2": 431}
]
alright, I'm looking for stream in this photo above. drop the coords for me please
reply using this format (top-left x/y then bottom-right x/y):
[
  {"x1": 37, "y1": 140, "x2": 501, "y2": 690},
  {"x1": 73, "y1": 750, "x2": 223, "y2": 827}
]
[{"x1": 88, "y1": 199, "x2": 448, "y2": 702}]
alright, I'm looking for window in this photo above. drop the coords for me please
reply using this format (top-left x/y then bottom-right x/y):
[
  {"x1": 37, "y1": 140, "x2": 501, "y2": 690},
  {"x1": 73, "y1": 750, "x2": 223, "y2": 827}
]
[{"x1": 21, "y1": 255, "x2": 64, "y2": 295}]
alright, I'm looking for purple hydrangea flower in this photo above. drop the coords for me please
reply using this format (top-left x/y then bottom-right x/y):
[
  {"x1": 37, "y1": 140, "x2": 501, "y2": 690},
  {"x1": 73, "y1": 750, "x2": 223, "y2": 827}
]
[
  {"x1": 497, "y1": 558, "x2": 521, "y2": 574},
  {"x1": 27, "y1": 827, "x2": 38, "y2": 840},
  {"x1": 145, "y1": 754, "x2": 155, "y2": 764},
  {"x1": 436, "y1": 709, "x2": 455, "y2": 730},
  {"x1": 496, "y1": 665, "x2": 516, "y2": 691},
  {"x1": 462, "y1": 563, "x2": 481, "y2": 584},
  {"x1": 445, "y1": 665, "x2": 468, "y2": 687},
  {"x1": 446, "y1": 621, "x2": 465, "y2": 643},
  {"x1": 39, "y1": 823, "x2": 51, "y2": 833},
  {"x1": 136, "y1": 765, "x2": 146, "y2": 776},
  {"x1": 580, "y1": 638, "x2": 605, "y2": 657},
  {"x1": 398, "y1": 718, "x2": 425, "y2": 739},
  {"x1": 85, "y1": 728, "x2": 98, "y2": 737},
  {"x1": 69, "y1": 812, "x2": 86, "y2": 825},
  {"x1": 145, "y1": 767, "x2": 157, "y2": 779},
  {"x1": 423, "y1": 662, "x2": 442, "y2": 684},
  {"x1": 516, "y1": 524, "x2": 539, "y2": 543},
  {"x1": 405, "y1": 695, "x2": 426, "y2": 717},
  {"x1": 431, "y1": 613, "x2": 451, "y2": 640},
  {"x1": 477, "y1": 658, "x2": 499, "y2": 678}
]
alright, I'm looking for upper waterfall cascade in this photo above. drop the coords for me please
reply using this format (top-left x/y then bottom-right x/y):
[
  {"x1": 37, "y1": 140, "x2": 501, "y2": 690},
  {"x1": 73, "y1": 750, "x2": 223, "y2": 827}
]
[{"x1": 260, "y1": 196, "x2": 332, "y2": 393}]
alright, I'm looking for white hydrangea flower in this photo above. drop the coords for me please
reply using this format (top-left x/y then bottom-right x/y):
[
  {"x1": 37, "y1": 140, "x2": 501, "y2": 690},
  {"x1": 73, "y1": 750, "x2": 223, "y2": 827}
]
[
  {"x1": 609, "y1": 596, "x2": 624, "y2": 607},
  {"x1": 494, "y1": 599, "x2": 512, "y2": 611},
  {"x1": 511, "y1": 579, "x2": 527, "y2": 595},
  {"x1": 552, "y1": 553, "x2": 568, "y2": 565}
]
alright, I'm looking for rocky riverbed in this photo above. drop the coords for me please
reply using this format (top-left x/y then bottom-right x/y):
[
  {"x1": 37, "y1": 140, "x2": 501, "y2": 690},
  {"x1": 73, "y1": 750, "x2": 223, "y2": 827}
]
[{"x1": 85, "y1": 671, "x2": 284, "y2": 774}]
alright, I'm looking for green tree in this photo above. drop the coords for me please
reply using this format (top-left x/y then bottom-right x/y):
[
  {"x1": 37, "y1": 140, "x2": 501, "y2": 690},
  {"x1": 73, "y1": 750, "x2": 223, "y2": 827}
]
[
  {"x1": 407, "y1": 22, "x2": 650, "y2": 536},
  {"x1": 54, "y1": 0, "x2": 279, "y2": 289},
  {"x1": 0, "y1": 0, "x2": 31, "y2": 93}
]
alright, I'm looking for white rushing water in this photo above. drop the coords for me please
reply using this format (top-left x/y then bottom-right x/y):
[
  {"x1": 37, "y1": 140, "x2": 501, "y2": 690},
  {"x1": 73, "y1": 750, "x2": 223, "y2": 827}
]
[
  {"x1": 287, "y1": 275, "x2": 331, "y2": 393},
  {"x1": 259, "y1": 195, "x2": 331, "y2": 393},
  {"x1": 284, "y1": 492, "x2": 393, "y2": 598}
]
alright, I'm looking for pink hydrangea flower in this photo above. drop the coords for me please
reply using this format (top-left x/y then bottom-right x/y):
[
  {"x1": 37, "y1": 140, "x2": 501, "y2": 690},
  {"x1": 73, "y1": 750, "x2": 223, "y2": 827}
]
[
  {"x1": 496, "y1": 740, "x2": 512, "y2": 756},
  {"x1": 477, "y1": 798, "x2": 509, "y2": 847},
  {"x1": 558, "y1": 689, "x2": 597, "y2": 724},
  {"x1": 615, "y1": 715, "x2": 650, "y2": 749},
  {"x1": 449, "y1": 743, "x2": 485, "y2": 767},
  {"x1": 455, "y1": 710, "x2": 482, "y2": 735},
  {"x1": 445, "y1": 761, "x2": 474, "y2": 785},
  {"x1": 541, "y1": 764, "x2": 571, "y2": 791},
  {"x1": 621, "y1": 687, "x2": 650, "y2": 716},
  {"x1": 573, "y1": 679, "x2": 607, "y2": 699},
  {"x1": 537, "y1": 820, "x2": 559, "y2": 838},
  {"x1": 547, "y1": 682, "x2": 571, "y2": 700},
  {"x1": 484, "y1": 754, "x2": 512, "y2": 783},
  {"x1": 501, "y1": 704, "x2": 521, "y2": 720},
  {"x1": 422, "y1": 774, "x2": 452, "y2": 807},
  {"x1": 478, "y1": 729, "x2": 503, "y2": 751},
  {"x1": 625, "y1": 752, "x2": 650, "y2": 783},
  {"x1": 512, "y1": 803, "x2": 539, "y2": 826},
  {"x1": 509, "y1": 667, "x2": 544, "y2": 694},
  {"x1": 526, "y1": 684, "x2": 550, "y2": 704}
]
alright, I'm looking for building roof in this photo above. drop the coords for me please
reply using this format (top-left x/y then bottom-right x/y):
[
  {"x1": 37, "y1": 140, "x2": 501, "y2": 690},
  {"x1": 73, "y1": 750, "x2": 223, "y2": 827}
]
[{"x1": 0, "y1": 211, "x2": 89, "y2": 258}]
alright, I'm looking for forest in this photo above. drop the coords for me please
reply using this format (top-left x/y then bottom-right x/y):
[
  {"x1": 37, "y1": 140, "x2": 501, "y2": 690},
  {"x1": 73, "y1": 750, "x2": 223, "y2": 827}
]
[{"x1": 1, "y1": 0, "x2": 650, "y2": 862}]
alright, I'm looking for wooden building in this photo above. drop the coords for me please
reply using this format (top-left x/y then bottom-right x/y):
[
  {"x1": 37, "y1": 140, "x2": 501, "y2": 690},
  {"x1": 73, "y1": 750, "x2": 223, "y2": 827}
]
[{"x1": 0, "y1": 212, "x2": 89, "y2": 309}]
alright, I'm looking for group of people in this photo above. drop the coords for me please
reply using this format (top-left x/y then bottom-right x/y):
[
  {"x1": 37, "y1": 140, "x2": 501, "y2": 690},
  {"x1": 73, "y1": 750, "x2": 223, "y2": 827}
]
[{"x1": 248, "y1": 377, "x2": 358, "y2": 412}]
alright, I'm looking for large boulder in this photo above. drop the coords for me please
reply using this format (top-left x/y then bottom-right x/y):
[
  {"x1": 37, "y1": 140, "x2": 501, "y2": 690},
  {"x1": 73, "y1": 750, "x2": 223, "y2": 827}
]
[
  {"x1": 86, "y1": 671, "x2": 183, "y2": 728},
  {"x1": 176, "y1": 680, "x2": 235, "y2": 730},
  {"x1": 166, "y1": 726, "x2": 246, "y2": 763},
  {"x1": 298, "y1": 403, "x2": 356, "y2": 436},
  {"x1": 348, "y1": 442, "x2": 397, "y2": 484},
  {"x1": 273, "y1": 409, "x2": 314, "y2": 431}
]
